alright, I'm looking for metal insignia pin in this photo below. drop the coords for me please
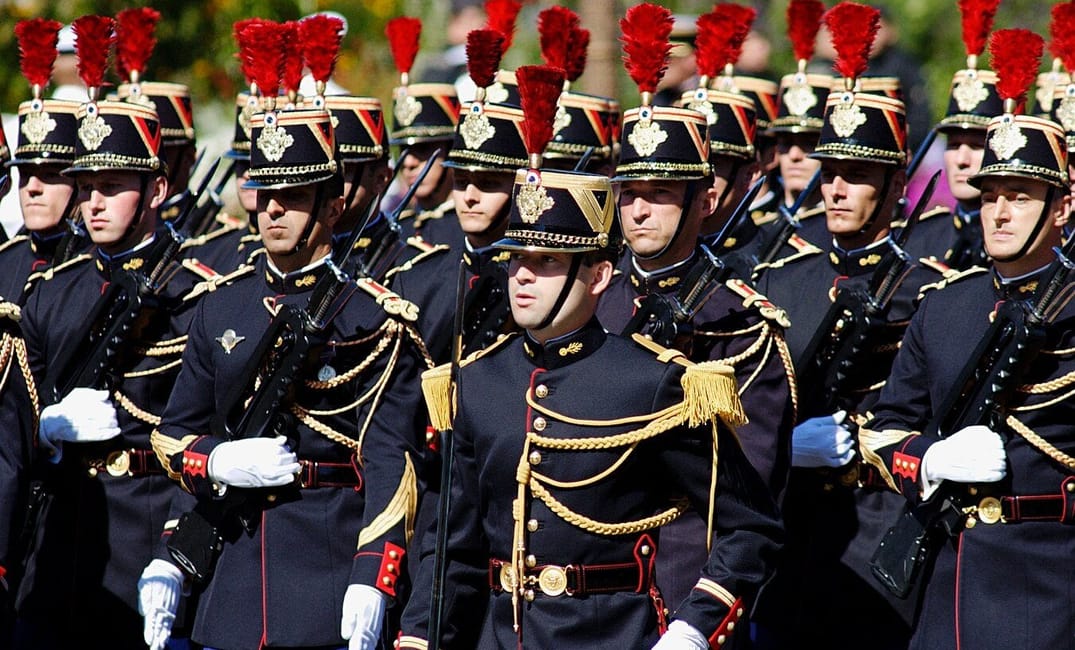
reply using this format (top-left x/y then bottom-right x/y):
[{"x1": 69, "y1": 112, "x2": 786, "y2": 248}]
[
  {"x1": 216, "y1": 328, "x2": 245, "y2": 354},
  {"x1": 317, "y1": 364, "x2": 337, "y2": 381}
]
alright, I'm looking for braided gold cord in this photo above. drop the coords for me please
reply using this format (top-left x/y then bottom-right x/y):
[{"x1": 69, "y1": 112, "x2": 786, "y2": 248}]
[
  {"x1": 139, "y1": 341, "x2": 187, "y2": 357},
  {"x1": 291, "y1": 406, "x2": 361, "y2": 451},
  {"x1": 0, "y1": 337, "x2": 16, "y2": 408},
  {"x1": 732, "y1": 334, "x2": 772, "y2": 395},
  {"x1": 1040, "y1": 345, "x2": 1075, "y2": 355},
  {"x1": 526, "y1": 395, "x2": 681, "y2": 429},
  {"x1": 113, "y1": 390, "x2": 162, "y2": 425},
  {"x1": 305, "y1": 323, "x2": 395, "y2": 389},
  {"x1": 774, "y1": 332, "x2": 798, "y2": 418},
  {"x1": 1006, "y1": 415, "x2": 1075, "y2": 470},
  {"x1": 355, "y1": 334, "x2": 402, "y2": 456},
  {"x1": 525, "y1": 410, "x2": 684, "y2": 451},
  {"x1": 1010, "y1": 382, "x2": 1075, "y2": 410},
  {"x1": 123, "y1": 358, "x2": 183, "y2": 378},
  {"x1": 700, "y1": 322, "x2": 769, "y2": 367},
  {"x1": 14, "y1": 335, "x2": 40, "y2": 429},
  {"x1": 1017, "y1": 368, "x2": 1075, "y2": 394},
  {"x1": 531, "y1": 445, "x2": 639, "y2": 489},
  {"x1": 328, "y1": 328, "x2": 383, "y2": 347},
  {"x1": 529, "y1": 480, "x2": 684, "y2": 536},
  {"x1": 696, "y1": 320, "x2": 765, "y2": 339},
  {"x1": 403, "y1": 322, "x2": 436, "y2": 370}
]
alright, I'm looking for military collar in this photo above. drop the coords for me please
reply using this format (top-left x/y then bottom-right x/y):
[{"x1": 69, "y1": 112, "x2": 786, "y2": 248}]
[
  {"x1": 827, "y1": 238, "x2": 891, "y2": 277},
  {"x1": 627, "y1": 252, "x2": 695, "y2": 295},
  {"x1": 521, "y1": 318, "x2": 606, "y2": 370},
  {"x1": 992, "y1": 265, "x2": 1049, "y2": 301},
  {"x1": 955, "y1": 203, "x2": 980, "y2": 224},
  {"x1": 263, "y1": 254, "x2": 331, "y2": 294},
  {"x1": 95, "y1": 236, "x2": 156, "y2": 280},
  {"x1": 462, "y1": 241, "x2": 510, "y2": 275},
  {"x1": 29, "y1": 230, "x2": 65, "y2": 259}
]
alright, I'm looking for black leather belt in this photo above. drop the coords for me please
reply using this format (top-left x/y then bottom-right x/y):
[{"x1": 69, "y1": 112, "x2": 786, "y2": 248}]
[
  {"x1": 974, "y1": 480, "x2": 1075, "y2": 524},
  {"x1": 488, "y1": 558, "x2": 648, "y2": 597},
  {"x1": 83, "y1": 448, "x2": 164, "y2": 478},
  {"x1": 298, "y1": 460, "x2": 362, "y2": 490}
]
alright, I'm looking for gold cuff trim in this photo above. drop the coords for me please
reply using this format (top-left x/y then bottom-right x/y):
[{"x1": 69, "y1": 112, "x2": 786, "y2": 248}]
[
  {"x1": 694, "y1": 578, "x2": 736, "y2": 608},
  {"x1": 357, "y1": 452, "x2": 417, "y2": 548}
]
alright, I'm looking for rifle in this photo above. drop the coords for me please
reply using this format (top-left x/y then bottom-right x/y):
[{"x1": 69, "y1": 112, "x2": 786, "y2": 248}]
[
  {"x1": 752, "y1": 168, "x2": 821, "y2": 280},
  {"x1": 870, "y1": 230, "x2": 1075, "y2": 599},
  {"x1": 794, "y1": 170, "x2": 941, "y2": 420},
  {"x1": 186, "y1": 158, "x2": 238, "y2": 237},
  {"x1": 621, "y1": 176, "x2": 765, "y2": 352}
]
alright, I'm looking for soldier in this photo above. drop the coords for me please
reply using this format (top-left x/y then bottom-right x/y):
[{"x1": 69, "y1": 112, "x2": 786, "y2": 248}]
[
  {"x1": 397, "y1": 60, "x2": 782, "y2": 650},
  {"x1": 859, "y1": 28, "x2": 1075, "y2": 650},
  {"x1": 13, "y1": 15, "x2": 218, "y2": 649},
  {"x1": 149, "y1": 64, "x2": 429, "y2": 649}
]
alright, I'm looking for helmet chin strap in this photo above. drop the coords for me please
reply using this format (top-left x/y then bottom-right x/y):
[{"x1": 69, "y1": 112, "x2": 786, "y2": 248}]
[
  {"x1": 118, "y1": 175, "x2": 153, "y2": 247},
  {"x1": 476, "y1": 198, "x2": 512, "y2": 238},
  {"x1": 634, "y1": 179, "x2": 700, "y2": 262},
  {"x1": 992, "y1": 185, "x2": 1056, "y2": 263},
  {"x1": 857, "y1": 167, "x2": 894, "y2": 236},
  {"x1": 534, "y1": 254, "x2": 584, "y2": 332},
  {"x1": 281, "y1": 182, "x2": 327, "y2": 257}
]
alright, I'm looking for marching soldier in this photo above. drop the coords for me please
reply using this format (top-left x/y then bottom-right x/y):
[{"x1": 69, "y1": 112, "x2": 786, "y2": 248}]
[
  {"x1": 397, "y1": 58, "x2": 782, "y2": 650},
  {"x1": 149, "y1": 39, "x2": 430, "y2": 649},
  {"x1": 13, "y1": 15, "x2": 219, "y2": 649},
  {"x1": 859, "y1": 28, "x2": 1075, "y2": 650}
]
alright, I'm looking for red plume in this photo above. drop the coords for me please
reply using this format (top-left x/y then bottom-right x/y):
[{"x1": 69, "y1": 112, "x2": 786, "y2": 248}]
[
  {"x1": 240, "y1": 20, "x2": 286, "y2": 101},
  {"x1": 385, "y1": 17, "x2": 422, "y2": 76},
  {"x1": 73, "y1": 15, "x2": 116, "y2": 92},
  {"x1": 517, "y1": 65, "x2": 567, "y2": 162},
  {"x1": 233, "y1": 18, "x2": 265, "y2": 86},
  {"x1": 710, "y1": 3, "x2": 757, "y2": 69},
  {"x1": 787, "y1": 0, "x2": 825, "y2": 62},
  {"x1": 959, "y1": 0, "x2": 1001, "y2": 58},
  {"x1": 565, "y1": 26, "x2": 590, "y2": 83},
  {"x1": 620, "y1": 3, "x2": 674, "y2": 95},
  {"x1": 989, "y1": 28, "x2": 1044, "y2": 108},
  {"x1": 466, "y1": 29, "x2": 506, "y2": 90},
  {"x1": 539, "y1": 7, "x2": 579, "y2": 72},
  {"x1": 484, "y1": 0, "x2": 522, "y2": 52},
  {"x1": 824, "y1": 2, "x2": 880, "y2": 80},
  {"x1": 300, "y1": 14, "x2": 344, "y2": 86},
  {"x1": 114, "y1": 7, "x2": 161, "y2": 82},
  {"x1": 1049, "y1": 3, "x2": 1075, "y2": 72},
  {"x1": 281, "y1": 21, "x2": 304, "y2": 98},
  {"x1": 15, "y1": 18, "x2": 63, "y2": 91}
]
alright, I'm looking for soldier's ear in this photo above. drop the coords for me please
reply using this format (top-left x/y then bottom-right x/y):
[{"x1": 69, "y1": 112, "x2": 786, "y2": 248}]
[
  {"x1": 321, "y1": 196, "x2": 345, "y2": 229},
  {"x1": 148, "y1": 173, "x2": 169, "y2": 210},
  {"x1": 588, "y1": 258, "x2": 614, "y2": 296},
  {"x1": 1053, "y1": 192, "x2": 1072, "y2": 228}
]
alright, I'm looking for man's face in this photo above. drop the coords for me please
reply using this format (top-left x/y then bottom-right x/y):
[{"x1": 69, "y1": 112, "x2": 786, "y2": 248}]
[
  {"x1": 979, "y1": 177, "x2": 1061, "y2": 263},
  {"x1": 776, "y1": 132, "x2": 821, "y2": 194},
  {"x1": 508, "y1": 249, "x2": 597, "y2": 338},
  {"x1": 452, "y1": 169, "x2": 514, "y2": 238},
  {"x1": 618, "y1": 179, "x2": 695, "y2": 260},
  {"x1": 399, "y1": 143, "x2": 448, "y2": 203},
  {"x1": 19, "y1": 163, "x2": 75, "y2": 234},
  {"x1": 820, "y1": 159, "x2": 891, "y2": 238},
  {"x1": 342, "y1": 159, "x2": 389, "y2": 217},
  {"x1": 943, "y1": 130, "x2": 986, "y2": 203},
  {"x1": 77, "y1": 170, "x2": 161, "y2": 250},
  {"x1": 257, "y1": 184, "x2": 326, "y2": 256}
]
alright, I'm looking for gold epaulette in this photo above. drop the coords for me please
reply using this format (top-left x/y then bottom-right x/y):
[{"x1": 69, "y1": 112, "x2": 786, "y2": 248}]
[
  {"x1": 0, "y1": 234, "x2": 29, "y2": 256},
  {"x1": 355, "y1": 277, "x2": 420, "y2": 322},
  {"x1": 181, "y1": 258, "x2": 221, "y2": 282},
  {"x1": 413, "y1": 199, "x2": 455, "y2": 227},
  {"x1": 383, "y1": 236, "x2": 450, "y2": 281},
  {"x1": 183, "y1": 263, "x2": 256, "y2": 302},
  {"x1": 892, "y1": 205, "x2": 949, "y2": 230},
  {"x1": 421, "y1": 333, "x2": 517, "y2": 431},
  {"x1": 724, "y1": 278, "x2": 791, "y2": 328},
  {"x1": 180, "y1": 221, "x2": 243, "y2": 249},
  {"x1": 629, "y1": 333, "x2": 746, "y2": 429},
  {"x1": 799, "y1": 204, "x2": 825, "y2": 220},
  {"x1": 753, "y1": 236, "x2": 822, "y2": 272},
  {"x1": 751, "y1": 208, "x2": 777, "y2": 226},
  {"x1": 29, "y1": 252, "x2": 92, "y2": 284},
  {"x1": 916, "y1": 264, "x2": 987, "y2": 299}
]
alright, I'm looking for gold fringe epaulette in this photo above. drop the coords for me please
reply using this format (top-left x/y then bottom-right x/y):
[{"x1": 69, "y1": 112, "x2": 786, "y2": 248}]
[
  {"x1": 917, "y1": 265, "x2": 987, "y2": 299},
  {"x1": 0, "y1": 234, "x2": 29, "y2": 256},
  {"x1": 183, "y1": 263, "x2": 255, "y2": 302},
  {"x1": 421, "y1": 333, "x2": 516, "y2": 431},
  {"x1": 725, "y1": 278, "x2": 791, "y2": 328},
  {"x1": 383, "y1": 236, "x2": 450, "y2": 281},
  {"x1": 355, "y1": 277, "x2": 420, "y2": 322},
  {"x1": 29, "y1": 252, "x2": 92, "y2": 284}
]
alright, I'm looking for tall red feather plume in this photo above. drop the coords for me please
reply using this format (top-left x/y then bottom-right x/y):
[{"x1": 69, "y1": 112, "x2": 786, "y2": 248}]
[
  {"x1": 466, "y1": 29, "x2": 506, "y2": 90},
  {"x1": 281, "y1": 21, "x2": 304, "y2": 98},
  {"x1": 620, "y1": 3, "x2": 674, "y2": 95},
  {"x1": 484, "y1": 0, "x2": 522, "y2": 52},
  {"x1": 565, "y1": 27, "x2": 590, "y2": 83},
  {"x1": 539, "y1": 7, "x2": 579, "y2": 72},
  {"x1": 989, "y1": 28, "x2": 1044, "y2": 108},
  {"x1": 787, "y1": 0, "x2": 825, "y2": 62},
  {"x1": 711, "y1": 3, "x2": 757, "y2": 69},
  {"x1": 73, "y1": 15, "x2": 116, "y2": 94},
  {"x1": 300, "y1": 14, "x2": 344, "y2": 86},
  {"x1": 114, "y1": 7, "x2": 161, "y2": 82},
  {"x1": 1049, "y1": 3, "x2": 1075, "y2": 72},
  {"x1": 824, "y1": 2, "x2": 880, "y2": 80},
  {"x1": 15, "y1": 18, "x2": 63, "y2": 92},
  {"x1": 233, "y1": 18, "x2": 264, "y2": 86},
  {"x1": 240, "y1": 20, "x2": 286, "y2": 101},
  {"x1": 959, "y1": 0, "x2": 1000, "y2": 58},
  {"x1": 385, "y1": 17, "x2": 422, "y2": 76},
  {"x1": 517, "y1": 65, "x2": 567, "y2": 164}
]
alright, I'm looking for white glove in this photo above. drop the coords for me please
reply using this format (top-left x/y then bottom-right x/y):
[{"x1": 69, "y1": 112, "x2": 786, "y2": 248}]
[
  {"x1": 207, "y1": 435, "x2": 300, "y2": 488},
  {"x1": 38, "y1": 387, "x2": 122, "y2": 462},
  {"x1": 138, "y1": 559, "x2": 184, "y2": 650},
  {"x1": 652, "y1": 620, "x2": 710, "y2": 650},
  {"x1": 792, "y1": 410, "x2": 855, "y2": 468},
  {"x1": 340, "y1": 583, "x2": 388, "y2": 650},
  {"x1": 921, "y1": 425, "x2": 1007, "y2": 496}
]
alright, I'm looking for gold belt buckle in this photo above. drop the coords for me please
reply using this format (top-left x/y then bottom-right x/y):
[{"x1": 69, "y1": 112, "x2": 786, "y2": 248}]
[
  {"x1": 499, "y1": 563, "x2": 518, "y2": 593},
  {"x1": 538, "y1": 565, "x2": 567, "y2": 597},
  {"x1": 106, "y1": 450, "x2": 132, "y2": 477},
  {"x1": 977, "y1": 496, "x2": 1003, "y2": 524}
]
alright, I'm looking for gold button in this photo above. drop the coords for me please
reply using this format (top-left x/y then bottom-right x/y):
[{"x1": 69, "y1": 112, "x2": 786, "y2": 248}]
[
  {"x1": 533, "y1": 417, "x2": 547, "y2": 431},
  {"x1": 1067, "y1": 482, "x2": 1074, "y2": 493},
  {"x1": 727, "y1": 622, "x2": 735, "y2": 632},
  {"x1": 267, "y1": 494, "x2": 277, "y2": 502},
  {"x1": 87, "y1": 467, "x2": 98, "y2": 477},
  {"x1": 977, "y1": 496, "x2": 1002, "y2": 524},
  {"x1": 736, "y1": 608, "x2": 743, "y2": 617},
  {"x1": 640, "y1": 544, "x2": 651, "y2": 556},
  {"x1": 524, "y1": 589, "x2": 535, "y2": 602},
  {"x1": 383, "y1": 576, "x2": 392, "y2": 586},
  {"x1": 965, "y1": 516, "x2": 977, "y2": 529},
  {"x1": 717, "y1": 634, "x2": 726, "y2": 644},
  {"x1": 386, "y1": 563, "x2": 396, "y2": 573},
  {"x1": 535, "y1": 385, "x2": 549, "y2": 398},
  {"x1": 525, "y1": 555, "x2": 536, "y2": 568},
  {"x1": 389, "y1": 550, "x2": 399, "y2": 560},
  {"x1": 529, "y1": 451, "x2": 542, "y2": 465},
  {"x1": 527, "y1": 519, "x2": 539, "y2": 532},
  {"x1": 969, "y1": 486, "x2": 979, "y2": 496}
]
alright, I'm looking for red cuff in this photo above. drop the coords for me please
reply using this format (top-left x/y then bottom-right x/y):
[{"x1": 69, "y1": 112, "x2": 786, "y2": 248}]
[
  {"x1": 708, "y1": 596, "x2": 744, "y2": 647},
  {"x1": 892, "y1": 451, "x2": 921, "y2": 483},
  {"x1": 358, "y1": 541, "x2": 407, "y2": 598}
]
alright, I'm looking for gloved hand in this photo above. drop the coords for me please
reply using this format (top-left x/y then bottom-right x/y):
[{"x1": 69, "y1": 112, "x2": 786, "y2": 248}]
[
  {"x1": 921, "y1": 425, "x2": 1006, "y2": 495},
  {"x1": 38, "y1": 387, "x2": 121, "y2": 462},
  {"x1": 340, "y1": 583, "x2": 388, "y2": 650},
  {"x1": 138, "y1": 559, "x2": 184, "y2": 650},
  {"x1": 652, "y1": 620, "x2": 709, "y2": 650},
  {"x1": 207, "y1": 435, "x2": 300, "y2": 488},
  {"x1": 792, "y1": 410, "x2": 855, "y2": 468}
]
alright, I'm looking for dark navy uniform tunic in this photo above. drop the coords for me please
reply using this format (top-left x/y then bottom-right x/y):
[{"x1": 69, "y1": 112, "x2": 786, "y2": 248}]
[
  {"x1": 861, "y1": 267, "x2": 1075, "y2": 650},
  {"x1": 0, "y1": 233, "x2": 60, "y2": 304},
  {"x1": 15, "y1": 236, "x2": 210, "y2": 649},
  {"x1": 892, "y1": 204, "x2": 988, "y2": 271},
  {"x1": 398, "y1": 322, "x2": 782, "y2": 649},
  {"x1": 397, "y1": 199, "x2": 465, "y2": 250},
  {"x1": 154, "y1": 254, "x2": 428, "y2": 649},
  {"x1": 180, "y1": 212, "x2": 259, "y2": 273}
]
